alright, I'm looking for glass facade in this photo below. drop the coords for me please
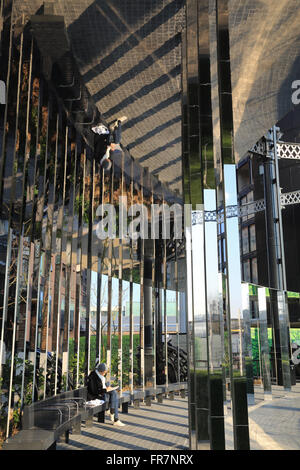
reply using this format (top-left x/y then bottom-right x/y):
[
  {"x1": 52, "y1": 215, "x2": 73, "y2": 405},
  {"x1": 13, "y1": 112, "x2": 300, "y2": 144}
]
[
  {"x1": 182, "y1": 0, "x2": 297, "y2": 451},
  {"x1": 0, "y1": 8, "x2": 187, "y2": 442}
]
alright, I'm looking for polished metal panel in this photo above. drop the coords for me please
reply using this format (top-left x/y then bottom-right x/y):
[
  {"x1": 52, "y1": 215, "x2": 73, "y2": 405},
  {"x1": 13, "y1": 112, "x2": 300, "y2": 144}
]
[
  {"x1": 4, "y1": 22, "x2": 26, "y2": 435},
  {"x1": 184, "y1": 205, "x2": 196, "y2": 450},
  {"x1": 0, "y1": 9, "x2": 188, "y2": 440},
  {"x1": 175, "y1": 240, "x2": 180, "y2": 385},
  {"x1": 117, "y1": 151, "x2": 124, "y2": 393},
  {"x1": 51, "y1": 118, "x2": 68, "y2": 394},
  {"x1": 191, "y1": 207, "x2": 210, "y2": 450},
  {"x1": 139, "y1": 169, "x2": 145, "y2": 391},
  {"x1": 204, "y1": 189, "x2": 226, "y2": 449},
  {"x1": 39, "y1": 98, "x2": 59, "y2": 398},
  {"x1": 95, "y1": 167, "x2": 104, "y2": 364},
  {"x1": 74, "y1": 139, "x2": 85, "y2": 387},
  {"x1": 277, "y1": 290, "x2": 292, "y2": 391},
  {"x1": 241, "y1": 283, "x2": 255, "y2": 405},
  {"x1": 257, "y1": 287, "x2": 272, "y2": 399},
  {"x1": 129, "y1": 159, "x2": 134, "y2": 394},
  {"x1": 106, "y1": 160, "x2": 114, "y2": 383},
  {"x1": 223, "y1": 164, "x2": 250, "y2": 449},
  {"x1": 162, "y1": 201, "x2": 168, "y2": 389},
  {"x1": 63, "y1": 133, "x2": 78, "y2": 390},
  {"x1": 19, "y1": 46, "x2": 41, "y2": 404}
]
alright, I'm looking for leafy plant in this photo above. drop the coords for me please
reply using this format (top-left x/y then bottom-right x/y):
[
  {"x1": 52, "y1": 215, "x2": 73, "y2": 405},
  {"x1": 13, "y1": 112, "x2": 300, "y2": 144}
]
[{"x1": 0, "y1": 356, "x2": 45, "y2": 445}]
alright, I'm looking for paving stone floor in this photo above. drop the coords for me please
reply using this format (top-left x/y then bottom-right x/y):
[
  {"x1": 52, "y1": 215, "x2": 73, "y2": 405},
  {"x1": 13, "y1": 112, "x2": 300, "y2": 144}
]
[
  {"x1": 247, "y1": 384, "x2": 300, "y2": 450},
  {"x1": 57, "y1": 384, "x2": 300, "y2": 451},
  {"x1": 57, "y1": 396, "x2": 189, "y2": 451},
  {"x1": 224, "y1": 384, "x2": 300, "y2": 450}
]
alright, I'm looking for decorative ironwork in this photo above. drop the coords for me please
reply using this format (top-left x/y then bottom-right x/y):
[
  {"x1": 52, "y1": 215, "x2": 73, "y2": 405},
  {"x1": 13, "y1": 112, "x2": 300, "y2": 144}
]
[
  {"x1": 280, "y1": 189, "x2": 300, "y2": 207},
  {"x1": 202, "y1": 199, "x2": 266, "y2": 224},
  {"x1": 204, "y1": 211, "x2": 217, "y2": 223},
  {"x1": 250, "y1": 140, "x2": 266, "y2": 156},
  {"x1": 192, "y1": 211, "x2": 204, "y2": 225},
  {"x1": 277, "y1": 142, "x2": 300, "y2": 161},
  {"x1": 153, "y1": 341, "x2": 188, "y2": 385},
  {"x1": 238, "y1": 199, "x2": 266, "y2": 217}
]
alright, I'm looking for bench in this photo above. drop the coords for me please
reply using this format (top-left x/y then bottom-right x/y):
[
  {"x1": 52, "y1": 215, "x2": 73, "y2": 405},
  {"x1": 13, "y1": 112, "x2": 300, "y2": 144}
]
[
  {"x1": 144, "y1": 387, "x2": 165, "y2": 405},
  {"x1": 131, "y1": 390, "x2": 144, "y2": 408},
  {"x1": 144, "y1": 387, "x2": 156, "y2": 406},
  {"x1": 3, "y1": 391, "x2": 83, "y2": 450},
  {"x1": 157, "y1": 382, "x2": 187, "y2": 400},
  {"x1": 2, "y1": 387, "x2": 112, "y2": 449},
  {"x1": 2, "y1": 383, "x2": 187, "y2": 449},
  {"x1": 139, "y1": 383, "x2": 188, "y2": 406},
  {"x1": 119, "y1": 391, "x2": 131, "y2": 414}
]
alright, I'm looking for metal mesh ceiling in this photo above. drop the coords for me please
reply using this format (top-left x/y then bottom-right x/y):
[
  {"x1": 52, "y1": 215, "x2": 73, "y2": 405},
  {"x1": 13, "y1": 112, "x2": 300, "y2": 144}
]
[{"x1": 14, "y1": 0, "x2": 185, "y2": 193}]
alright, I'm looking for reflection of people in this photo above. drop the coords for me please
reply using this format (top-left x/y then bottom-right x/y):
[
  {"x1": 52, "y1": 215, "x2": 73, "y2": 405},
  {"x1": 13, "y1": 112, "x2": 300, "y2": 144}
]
[
  {"x1": 92, "y1": 117, "x2": 127, "y2": 171},
  {"x1": 87, "y1": 362, "x2": 125, "y2": 427}
]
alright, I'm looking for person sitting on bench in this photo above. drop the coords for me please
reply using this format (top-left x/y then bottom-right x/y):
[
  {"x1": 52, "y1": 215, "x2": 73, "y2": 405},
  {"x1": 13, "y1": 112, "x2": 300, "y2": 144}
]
[{"x1": 87, "y1": 362, "x2": 125, "y2": 427}]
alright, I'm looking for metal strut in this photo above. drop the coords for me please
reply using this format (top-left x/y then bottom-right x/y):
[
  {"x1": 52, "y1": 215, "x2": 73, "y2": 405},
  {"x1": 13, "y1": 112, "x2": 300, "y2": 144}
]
[{"x1": 201, "y1": 138, "x2": 300, "y2": 224}]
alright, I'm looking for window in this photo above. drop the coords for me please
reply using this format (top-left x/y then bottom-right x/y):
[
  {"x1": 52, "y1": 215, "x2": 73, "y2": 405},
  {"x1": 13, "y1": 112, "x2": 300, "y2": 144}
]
[
  {"x1": 242, "y1": 227, "x2": 249, "y2": 254},
  {"x1": 249, "y1": 225, "x2": 256, "y2": 252},
  {"x1": 251, "y1": 258, "x2": 258, "y2": 284},
  {"x1": 243, "y1": 260, "x2": 251, "y2": 282}
]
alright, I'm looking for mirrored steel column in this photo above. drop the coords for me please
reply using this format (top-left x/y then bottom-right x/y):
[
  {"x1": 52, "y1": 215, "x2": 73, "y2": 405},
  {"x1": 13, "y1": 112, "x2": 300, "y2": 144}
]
[
  {"x1": 241, "y1": 283, "x2": 255, "y2": 405},
  {"x1": 223, "y1": 165, "x2": 250, "y2": 449},
  {"x1": 277, "y1": 291, "x2": 291, "y2": 391},
  {"x1": 184, "y1": 206, "x2": 196, "y2": 449},
  {"x1": 117, "y1": 151, "x2": 125, "y2": 393},
  {"x1": 162, "y1": 199, "x2": 168, "y2": 389},
  {"x1": 139, "y1": 170, "x2": 145, "y2": 392},
  {"x1": 95, "y1": 166, "x2": 104, "y2": 364},
  {"x1": 39, "y1": 96, "x2": 59, "y2": 398},
  {"x1": 204, "y1": 189, "x2": 226, "y2": 449},
  {"x1": 3, "y1": 17, "x2": 28, "y2": 435},
  {"x1": 51, "y1": 117, "x2": 68, "y2": 394},
  {"x1": 62, "y1": 131, "x2": 77, "y2": 391},
  {"x1": 129, "y1": 159, "x2": 134, "y2": 394},
  {"x1": 106, "y1": 160, "x2": 114, "y2": 382},
  {"x1": 257, "y1": 287, "x2": 272, "y2": 399},
  {"x1": 151, "y1": 183, "x2": 158, "y2": 391},
  {"x1": 191, "y1": 208, "x2": 210, "y2": 450}
]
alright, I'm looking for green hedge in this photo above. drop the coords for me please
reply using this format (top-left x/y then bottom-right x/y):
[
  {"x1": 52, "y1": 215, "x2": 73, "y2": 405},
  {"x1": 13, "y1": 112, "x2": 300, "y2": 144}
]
[{"x1": 69, "y1": 334, "x2": 140, "y2": 387}]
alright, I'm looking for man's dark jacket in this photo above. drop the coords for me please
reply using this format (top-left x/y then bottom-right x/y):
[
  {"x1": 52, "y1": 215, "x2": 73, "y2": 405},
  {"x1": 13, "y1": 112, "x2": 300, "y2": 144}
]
[
  {"x1": 94, "y1": 133, "x2": 110, "y2": 162},
  {"x1": 87, "y1": 370, "x2": 106, "y2": 401}
]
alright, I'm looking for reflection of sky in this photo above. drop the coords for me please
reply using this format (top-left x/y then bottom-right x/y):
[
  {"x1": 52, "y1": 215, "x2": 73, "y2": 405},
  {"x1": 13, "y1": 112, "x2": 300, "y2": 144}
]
[
  {"x1": 224, "y1": 165, "x2": 242, "y2": 321},
  {"x1": 204, "y1": 190, "x2": 218, "y2": 305},
  {"x1": 191, "y1": 220, "x2": 206, "y2": 322}
]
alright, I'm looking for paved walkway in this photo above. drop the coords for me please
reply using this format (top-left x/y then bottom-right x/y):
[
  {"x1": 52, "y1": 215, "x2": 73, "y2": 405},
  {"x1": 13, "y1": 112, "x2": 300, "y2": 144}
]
[
  {"x1": 57, "y1": 396, "x2": 189, "y2": 451},
  {"x1": 57, "y1": 385, "x2": 300, "y2": 451},
  {"x1": 247, "y1": 384, "x2": 300, "y2": 450},
  {"x1": 225, "y1": 384, "x2": 300, "y2": 450}
]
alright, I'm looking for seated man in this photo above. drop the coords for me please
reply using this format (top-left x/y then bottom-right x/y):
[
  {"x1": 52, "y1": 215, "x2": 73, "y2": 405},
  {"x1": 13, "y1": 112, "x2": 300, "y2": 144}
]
[
  {"x1": 87, "y1": 362, "x2": 125, "y2": 427},
  {"x1": 92, "y1": 117, "x2": 127, "y2": 171}
]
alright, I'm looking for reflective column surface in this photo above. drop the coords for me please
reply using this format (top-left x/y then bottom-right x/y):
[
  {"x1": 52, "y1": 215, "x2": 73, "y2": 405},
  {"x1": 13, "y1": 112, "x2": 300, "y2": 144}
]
[
  {"x1": 277, "y1": 291, "x2": 292, "y2": 392},
  {"x1": 241, "y1": 283, "x2": 255, "y2": 405},
  {"x1": 223, "y1": 165, "x2": 250, "y2": 449},
  {"x1": 0, "y1": 10, "x2": 188, "y2": 441},
  {"x1": 204, "y1": 189, "x2": 226, "y2": 450},
  {"x1": 257, "y1": 287, "x2": 272, "y2": 400}
]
